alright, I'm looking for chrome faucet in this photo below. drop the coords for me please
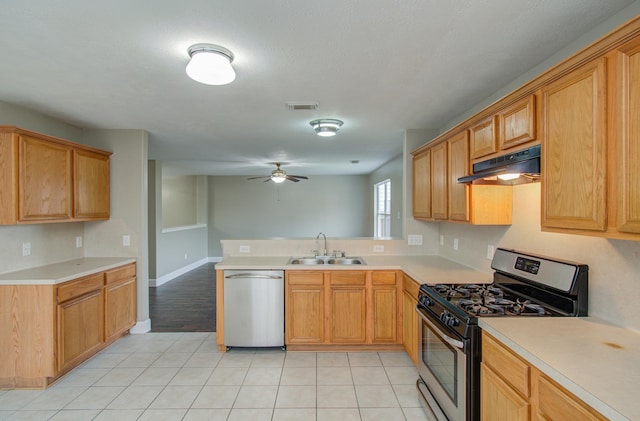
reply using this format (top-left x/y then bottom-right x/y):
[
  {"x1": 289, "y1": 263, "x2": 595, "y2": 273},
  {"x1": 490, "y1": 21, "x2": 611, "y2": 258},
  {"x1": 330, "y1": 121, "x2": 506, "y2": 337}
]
[{"x1": 316, "y1": 232, "x2": 327, "y2": 257}]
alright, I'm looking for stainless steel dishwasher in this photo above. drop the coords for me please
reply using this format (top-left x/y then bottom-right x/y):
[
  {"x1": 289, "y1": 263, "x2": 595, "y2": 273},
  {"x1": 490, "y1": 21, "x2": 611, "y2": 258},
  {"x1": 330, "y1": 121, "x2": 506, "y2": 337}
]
[{"x1": 223, "y1": 270, "x2": 285, "y2": 348}]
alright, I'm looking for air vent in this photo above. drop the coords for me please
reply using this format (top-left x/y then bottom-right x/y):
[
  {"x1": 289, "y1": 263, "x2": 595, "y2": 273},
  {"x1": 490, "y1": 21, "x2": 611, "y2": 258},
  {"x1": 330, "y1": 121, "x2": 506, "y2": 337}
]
[{"x1": 285, "y1": 102, "x2": 319, "y2": 111}]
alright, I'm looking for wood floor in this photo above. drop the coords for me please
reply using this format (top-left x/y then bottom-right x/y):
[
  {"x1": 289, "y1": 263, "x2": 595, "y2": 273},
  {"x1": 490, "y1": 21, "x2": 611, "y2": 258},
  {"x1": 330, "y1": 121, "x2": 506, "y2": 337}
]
[{"x1": 149, "y1": 263, "x2": 216, "y2": 332}]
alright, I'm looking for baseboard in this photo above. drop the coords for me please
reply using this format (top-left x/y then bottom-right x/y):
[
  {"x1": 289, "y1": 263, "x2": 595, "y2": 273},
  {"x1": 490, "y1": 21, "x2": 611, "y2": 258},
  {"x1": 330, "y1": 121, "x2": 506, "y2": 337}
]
[
  {"x1": 130, "y1": 319, "x2": 151, "y2": 334},
  {"x1": 149, "y1": 258, "x2": 210, "y2": 287}
]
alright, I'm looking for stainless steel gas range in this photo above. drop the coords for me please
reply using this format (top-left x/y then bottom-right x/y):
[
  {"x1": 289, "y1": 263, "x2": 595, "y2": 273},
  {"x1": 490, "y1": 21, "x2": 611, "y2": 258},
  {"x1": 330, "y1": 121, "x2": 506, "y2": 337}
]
[{"x1": 415, "y1": 248, "x2": 588, "y2": 421}]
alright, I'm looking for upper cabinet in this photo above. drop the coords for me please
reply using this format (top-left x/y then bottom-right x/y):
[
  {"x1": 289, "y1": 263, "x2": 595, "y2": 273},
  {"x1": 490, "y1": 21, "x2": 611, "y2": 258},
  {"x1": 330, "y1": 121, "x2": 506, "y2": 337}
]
[
  {"x1": 615, "y1": 37, "x2": 640, "y2": 235},
  {"x1": 411, "y1": 131, "x2": 512, "y2": 225},
  {"x1": 0, "y1": 127, "x2": 112, "y2": 225},
  {"x1": 541, "y1": 58, "x2": 607, "y2": 232},
  {"x1": 540, "y1": 33, "x2": 640, "y2": 240},
  {"x1": 470, "y1": 94, "x2": 537, "y2": 160}
]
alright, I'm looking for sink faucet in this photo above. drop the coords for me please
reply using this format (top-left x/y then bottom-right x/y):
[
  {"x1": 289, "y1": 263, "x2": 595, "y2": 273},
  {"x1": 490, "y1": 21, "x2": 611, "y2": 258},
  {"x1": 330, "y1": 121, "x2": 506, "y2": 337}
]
[{"x1": 316, "y1": 232, "x2": 327, "y2": 256}]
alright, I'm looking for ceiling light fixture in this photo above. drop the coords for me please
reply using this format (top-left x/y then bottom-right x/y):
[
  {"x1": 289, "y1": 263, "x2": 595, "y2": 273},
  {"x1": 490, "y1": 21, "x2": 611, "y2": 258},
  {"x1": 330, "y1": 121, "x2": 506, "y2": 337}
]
[
  {"x1": 270, "y1": 168, "x2": 287, "y2": 183},
  {"x1": 309, "y1": 119, "x2": 343, "y2": 137},
  {"x1": 186, "y1": 43, "x2": 236, "y2": 85}
]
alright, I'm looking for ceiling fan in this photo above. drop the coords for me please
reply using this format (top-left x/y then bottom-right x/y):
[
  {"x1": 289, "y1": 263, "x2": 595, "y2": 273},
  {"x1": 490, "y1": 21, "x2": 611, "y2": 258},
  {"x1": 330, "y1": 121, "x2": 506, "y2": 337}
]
[{"x1": 247, "y1": 163, "x2": 309, "y2": 183}]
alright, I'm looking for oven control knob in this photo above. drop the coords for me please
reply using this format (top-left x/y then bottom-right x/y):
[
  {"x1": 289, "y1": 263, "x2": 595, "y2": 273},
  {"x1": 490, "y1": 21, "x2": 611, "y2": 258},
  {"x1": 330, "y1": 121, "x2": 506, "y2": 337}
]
[
  {"x1": 439, "y1": 312, "x2": 460, "y2": 327},
  {"x1": 419, "y1": 296, "x2": 434, "y2": 307}
]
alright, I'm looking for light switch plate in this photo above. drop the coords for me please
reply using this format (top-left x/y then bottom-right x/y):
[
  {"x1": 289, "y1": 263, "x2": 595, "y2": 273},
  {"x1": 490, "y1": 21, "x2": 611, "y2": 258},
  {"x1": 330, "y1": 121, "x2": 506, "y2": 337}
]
[
  {"x1": 487, "y1": 245, "x2": 495, "y2": 260},
  {"x1": 75, "y1": 236, "x2": 83, "y2": 248},
  {"x1": 123, "y1": 235, "x2": 130, "y2": 246},
  {"x1": 408, "y1": 234, "x2": 423, "y2": 245},
  {"x1": 453, "y1": 238, "x2": 459, "y2": 251},
  {"x1": 373, "y1": 245, "x2": 385, "y2": 253}
]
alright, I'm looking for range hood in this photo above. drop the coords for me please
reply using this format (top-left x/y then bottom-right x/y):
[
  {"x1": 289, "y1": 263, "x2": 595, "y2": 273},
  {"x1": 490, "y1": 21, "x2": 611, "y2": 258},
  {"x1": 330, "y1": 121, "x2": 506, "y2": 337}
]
[{"x1": 457, "y1": 144, "x2": 540, "y2": 185}]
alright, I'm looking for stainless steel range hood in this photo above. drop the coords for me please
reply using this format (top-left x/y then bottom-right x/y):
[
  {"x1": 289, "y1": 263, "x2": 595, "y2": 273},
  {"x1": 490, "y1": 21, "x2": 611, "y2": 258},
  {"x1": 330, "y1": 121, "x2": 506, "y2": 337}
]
[{"x1": 457, "y1": 144, "x2": 540, "y2": 185}]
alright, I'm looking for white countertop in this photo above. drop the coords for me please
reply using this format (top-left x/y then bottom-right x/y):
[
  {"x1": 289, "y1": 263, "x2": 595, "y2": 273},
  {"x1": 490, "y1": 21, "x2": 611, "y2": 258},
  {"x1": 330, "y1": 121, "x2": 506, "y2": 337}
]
[
  {"x1": 480, "y1": 317, "x2": 640, "y2": 421},
  {"x1": 0, "y1": 257, "x2": 136, "y2": 285},
  {"x1": 215, "y1": 255, "x2": 493, "y2": 285}
]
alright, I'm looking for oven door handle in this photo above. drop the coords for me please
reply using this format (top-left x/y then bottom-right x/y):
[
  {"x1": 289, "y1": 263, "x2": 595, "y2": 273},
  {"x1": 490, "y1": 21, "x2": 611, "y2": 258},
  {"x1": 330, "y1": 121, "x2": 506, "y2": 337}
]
[{"x1": 417, "y1": 308, "x2": 465, "y2": 350}]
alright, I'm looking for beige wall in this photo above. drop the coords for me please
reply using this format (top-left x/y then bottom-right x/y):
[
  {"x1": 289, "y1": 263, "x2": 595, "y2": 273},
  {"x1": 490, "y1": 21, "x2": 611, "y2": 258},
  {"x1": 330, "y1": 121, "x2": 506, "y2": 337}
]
[{"x1": 437, "y1": 174, "x2": 640, "y2": 332}]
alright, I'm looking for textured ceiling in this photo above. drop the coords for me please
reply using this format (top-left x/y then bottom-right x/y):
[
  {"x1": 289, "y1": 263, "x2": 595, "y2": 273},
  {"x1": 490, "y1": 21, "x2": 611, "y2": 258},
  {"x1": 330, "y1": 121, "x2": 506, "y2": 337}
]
[{"x1": 0, "y1": 1, "x2": 634, "y2": 176}]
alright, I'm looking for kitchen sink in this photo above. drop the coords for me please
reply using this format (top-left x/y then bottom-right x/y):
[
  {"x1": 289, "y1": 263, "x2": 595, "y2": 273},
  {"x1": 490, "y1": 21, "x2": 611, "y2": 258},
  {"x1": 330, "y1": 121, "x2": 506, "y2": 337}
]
[
  {"x1": 287, "y1": 257, "x2": 325, "y2": 265},
  {"x1": 287, "y1": 256, "x2": 366, "y2": 265}
]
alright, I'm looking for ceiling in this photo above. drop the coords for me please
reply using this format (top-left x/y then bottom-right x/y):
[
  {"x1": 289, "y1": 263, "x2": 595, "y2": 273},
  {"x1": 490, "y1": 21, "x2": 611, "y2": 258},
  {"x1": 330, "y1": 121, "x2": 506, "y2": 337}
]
[{"x1": 0, "y1": 1, "x2": 634, "y2": 177}]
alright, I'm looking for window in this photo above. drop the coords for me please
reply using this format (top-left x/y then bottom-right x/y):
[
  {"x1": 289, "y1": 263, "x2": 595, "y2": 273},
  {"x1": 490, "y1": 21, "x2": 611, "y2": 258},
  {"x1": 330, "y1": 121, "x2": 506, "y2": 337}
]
[{"x1": 374, "y1": 179, "x2": 391, "y2": 237}]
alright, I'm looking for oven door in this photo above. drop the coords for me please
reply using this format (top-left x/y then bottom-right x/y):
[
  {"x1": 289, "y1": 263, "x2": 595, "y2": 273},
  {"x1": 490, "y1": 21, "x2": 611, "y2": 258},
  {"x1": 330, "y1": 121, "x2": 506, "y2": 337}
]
[{"x1": 416, "y1": 306, "x2": 469, "y2": 421}]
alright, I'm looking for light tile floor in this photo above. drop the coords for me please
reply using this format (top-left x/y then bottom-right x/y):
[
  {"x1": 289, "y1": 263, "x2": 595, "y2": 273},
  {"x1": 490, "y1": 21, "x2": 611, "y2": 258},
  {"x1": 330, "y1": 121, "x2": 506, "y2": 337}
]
[{"x1": 0, "y1": 333, "x2": 430, "y2": 421}]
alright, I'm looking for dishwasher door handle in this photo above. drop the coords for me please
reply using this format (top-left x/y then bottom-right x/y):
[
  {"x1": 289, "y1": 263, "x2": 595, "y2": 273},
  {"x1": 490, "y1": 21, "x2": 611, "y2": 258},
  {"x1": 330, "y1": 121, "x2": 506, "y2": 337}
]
[{"x1": 225, "y1": 274, "x2": 283, "y2": 280}]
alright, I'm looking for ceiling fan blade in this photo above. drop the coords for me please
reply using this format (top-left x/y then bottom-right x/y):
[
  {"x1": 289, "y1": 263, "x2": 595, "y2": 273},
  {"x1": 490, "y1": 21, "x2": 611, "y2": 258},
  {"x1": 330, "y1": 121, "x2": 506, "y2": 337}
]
[
  {"x1": 286, "y1": 176, "x2": 301, "y2": 182},
  {"x1": 288, "y1": 175, "x2": 309, "y2": 180},
  {"x1": 247, "y1": 176, "x2": 271, "y2": 181}
]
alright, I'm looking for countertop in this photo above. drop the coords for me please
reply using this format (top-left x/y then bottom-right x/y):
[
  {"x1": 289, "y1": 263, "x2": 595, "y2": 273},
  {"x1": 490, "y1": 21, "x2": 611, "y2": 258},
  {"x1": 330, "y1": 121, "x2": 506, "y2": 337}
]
[
  {"x1": 480, "y1": 317, "x2": 640, "y2": 421},
  {"x1": 0, "y1": 257, "x2": 136, "y2": 285},
  {"x1": 215, "y1": 255, "x2": 493, "y2": 285}
]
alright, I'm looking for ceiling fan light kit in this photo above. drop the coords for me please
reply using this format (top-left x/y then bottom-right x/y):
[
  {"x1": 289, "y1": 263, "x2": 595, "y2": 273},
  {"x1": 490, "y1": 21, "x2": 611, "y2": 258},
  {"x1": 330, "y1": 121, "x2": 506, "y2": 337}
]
[
  {"x1": 309, "y1": 118, "x2": 343, "y2": 137},
  {"x1": 186, "y1": 43, "x2": 236, "y2": 85}
]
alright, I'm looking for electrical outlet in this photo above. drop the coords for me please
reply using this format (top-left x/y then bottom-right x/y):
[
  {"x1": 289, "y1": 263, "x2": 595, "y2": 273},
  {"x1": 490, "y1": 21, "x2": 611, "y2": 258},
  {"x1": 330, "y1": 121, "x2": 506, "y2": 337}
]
[
  {"x1": 373, "y1": 245, "x2": 385, "y2": 253},
  {"x1": 123, "y1": 235, "x2": 130, "y2": 246},
  {"x1": 439, "y1": 235, "x2": 444, "y2": 246},
  {"x1": 453, "y1": 238, "x2": 459, "y2": 251},
  {"x1": 408, "y1": 234, "x2": 423, "y2": 245},
  {"x1": 239, "y1": 245, "x2": 251, "y2": 253},
  {"x1": 487, "y1": 245, "x2": 495, "y2": 260},
  {"x1": 22, "y1": 242, "x2": 31, "y2": 256},
  {"x1": 75, "y1": 236, "x2": 83, "y2": 248}
]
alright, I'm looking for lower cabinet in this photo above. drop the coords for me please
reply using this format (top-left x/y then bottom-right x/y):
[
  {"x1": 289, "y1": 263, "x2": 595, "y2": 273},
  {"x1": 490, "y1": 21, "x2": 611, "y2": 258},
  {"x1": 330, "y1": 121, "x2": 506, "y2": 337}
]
[
  {"x1": 285, "y1": 271, "x2": 324, "y2": 344},
  {"x1": 285, "y1": 270, "x2": 401, "y2": 348},
  {"x1": 481, "y1": 331, "x2": 606, "y2": 421},
  {"x1": 401, "y1": 274, "x2": 420, "y2": 366},
  {"x1": 0, "y1": 262, "x2": 136, "y2": 389}
]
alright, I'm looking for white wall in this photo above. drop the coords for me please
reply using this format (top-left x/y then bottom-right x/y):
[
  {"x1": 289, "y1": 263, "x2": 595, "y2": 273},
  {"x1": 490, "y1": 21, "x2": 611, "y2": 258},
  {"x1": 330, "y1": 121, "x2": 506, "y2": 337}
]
[
  {"x1": 207, "y1": 175, "x2": 370, "y2": 257},
  {"x1": 81, "y1": 129, "x2": 150, "y2": 329}
]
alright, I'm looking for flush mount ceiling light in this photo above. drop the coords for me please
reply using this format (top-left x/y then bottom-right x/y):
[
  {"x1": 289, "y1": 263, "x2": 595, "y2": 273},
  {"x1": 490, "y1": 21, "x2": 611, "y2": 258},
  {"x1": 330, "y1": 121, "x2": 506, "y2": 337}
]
[
  {"x1": 309, "y1": 119, "x2": 343, "y2": 137},
  {"x1": 186, "y1": 43, "x2": 236, "y2": 85}
]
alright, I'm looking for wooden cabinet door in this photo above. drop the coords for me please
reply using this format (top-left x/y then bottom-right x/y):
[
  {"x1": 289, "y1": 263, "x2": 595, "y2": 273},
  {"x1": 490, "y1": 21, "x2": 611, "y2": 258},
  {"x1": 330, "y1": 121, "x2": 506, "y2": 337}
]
[
  {"x1": 431, "y1": 142, "x2": 448, "y2": 220},
  {"x1": 105, "y1": 278, "x2": 136, "y2": 341},
  {"x1": 330, "y1": 287, "x2": 366, "y2": 343},
  {"x1": 371, "y1": 271, "x2": 398, "y2": 343},
  {"x1": 402, "y1": 290, "x2": 418, "y2": 365},
  {"x1": 75, "y1": 149, "x2": 110, "y2": 220},
  {"x1": 481, "y1": 363, "x2": 530, "y2": 421},
  {"x1": 372, "y1": 287, "x2": 397, "y2": 343},
  {"x1": 18, "y1": 135, "x2": 73, "y2": 222},
  {"x1": 615, "y1": 39, "x2": 640, "y2": 234},
  {"x1": 448, "y1": 131, "x2": 470, "y2": 222},
  {"x1": 470, "y1": 116, "x2": 497, "y2": 159},
  {"x1": 413, "y1": 149, "x2": 432, "y2": 219},
  {"x1": 57, "y1": 289, "x2": 104, "y2": 372},
  {"x1": 498, "y1": 95, "x2": 537, "y2": 151},
  {"x1": 285, "y1": 272, "x2": 324, "y2": 344},
  {"x1": 541, "y1": 58, "x2": 607, "y2": 231}
]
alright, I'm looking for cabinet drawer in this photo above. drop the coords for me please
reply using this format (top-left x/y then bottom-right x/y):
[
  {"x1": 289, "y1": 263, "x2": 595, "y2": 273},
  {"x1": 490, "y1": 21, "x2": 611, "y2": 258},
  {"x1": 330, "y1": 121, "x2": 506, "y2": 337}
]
[
  {"x1": 57, "y1": 274, "x2": 104, "y2": 303},
  {"x1": 535, "y1": 371, "x2": 607, "y2": 420},
  {"x1": 403, "y1": 274, "x2": 420, "y2": 300},
  {"x1": 105, "y1": 263, "x2": 136, "y2": 285},
  {"x1": 287, "y1": 271, "x2": 324, "y2": 285},
  {"x1": 482, "y1": 332, "x2": 530, "y2": 398},
  {"x1": 330, "y1": 271, "x2": 366, "y2": 285},
  {"x1": 372, "y1": 271, "x2": 396, "y2": 285}
]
